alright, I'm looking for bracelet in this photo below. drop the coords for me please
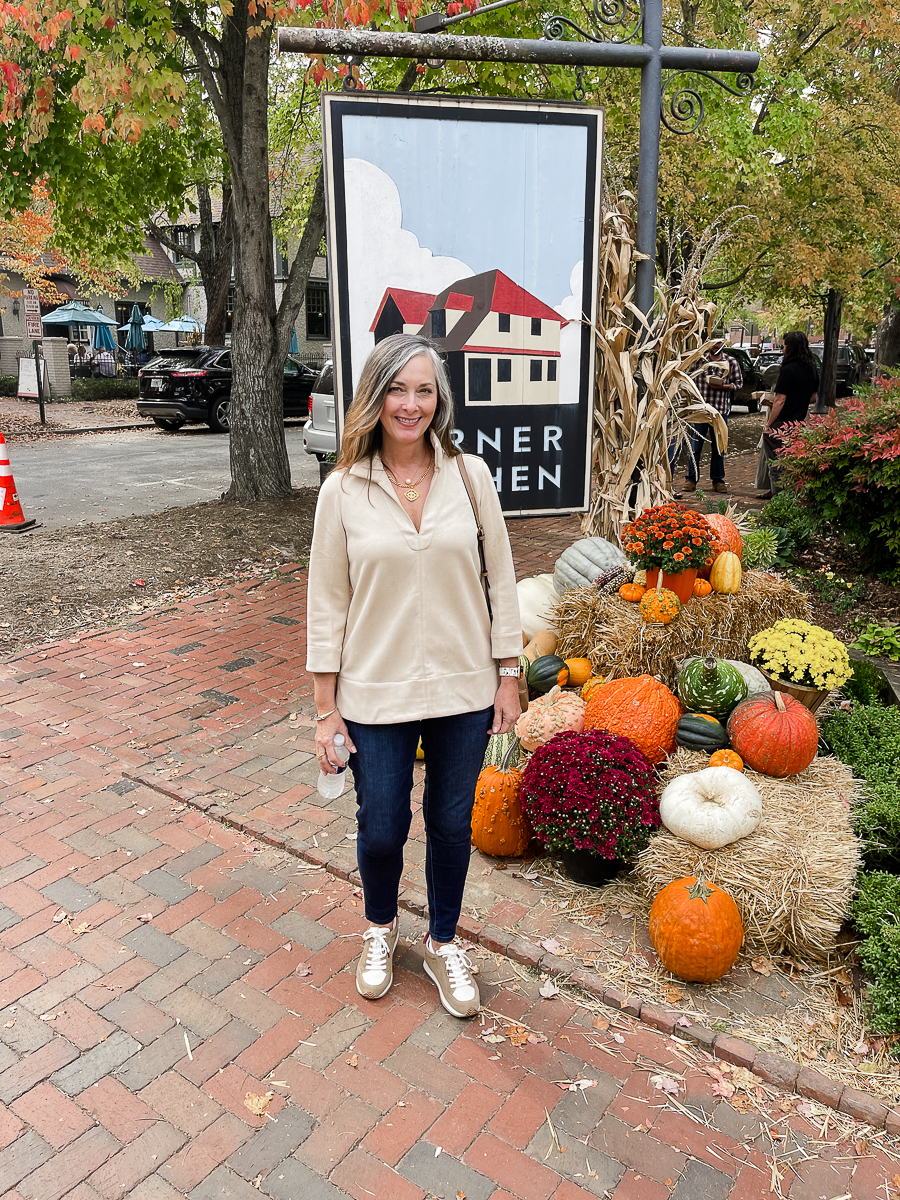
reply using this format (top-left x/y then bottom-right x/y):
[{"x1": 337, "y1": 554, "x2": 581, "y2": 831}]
[{"x1": 315, "y1": 708, "x2": 337, "y2": 722}]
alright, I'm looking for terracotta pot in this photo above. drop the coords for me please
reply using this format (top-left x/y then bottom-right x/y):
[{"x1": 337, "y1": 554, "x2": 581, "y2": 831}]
[
  {"x1": 561, "y1": 849, "x2": 623, "y2": 888},
  {"x1": 758, "y1": 668, "x2": 830, "y2": 714},
  {"x1": 645, "y1": 567, "x2": 698, "y2": 605}
]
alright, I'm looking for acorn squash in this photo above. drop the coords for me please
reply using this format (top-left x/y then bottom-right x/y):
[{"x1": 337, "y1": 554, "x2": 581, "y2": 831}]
[
  {"x1": 674, "y1": 713, "x2": 729, "y2": 752},
  {"x1": 527, "y1": 654, "x2": 569, "y2": 694}
]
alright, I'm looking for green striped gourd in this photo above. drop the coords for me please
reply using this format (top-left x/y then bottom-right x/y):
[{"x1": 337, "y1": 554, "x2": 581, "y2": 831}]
[{"x1": 677, "y1": 656, "x2": 748, "y2": 718}]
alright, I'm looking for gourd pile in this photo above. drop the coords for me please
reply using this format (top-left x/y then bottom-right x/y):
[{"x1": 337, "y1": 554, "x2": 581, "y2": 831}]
[{"x1": 473, "y1": 518, "x2": 861, "y2": 982}]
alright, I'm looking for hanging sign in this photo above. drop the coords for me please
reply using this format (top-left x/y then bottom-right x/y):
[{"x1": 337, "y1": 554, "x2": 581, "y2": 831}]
[{"x1": 322, "y1": 93, "x2": 603, "y2": 515}]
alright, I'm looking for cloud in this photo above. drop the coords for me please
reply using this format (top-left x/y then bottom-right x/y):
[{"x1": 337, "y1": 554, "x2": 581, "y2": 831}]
[
  {"x1": 555, "y1": 261, "x2": 584, "y2": 406},
  {"x1": 344, "y1": 158, "x2": 472, "y2": 388}
]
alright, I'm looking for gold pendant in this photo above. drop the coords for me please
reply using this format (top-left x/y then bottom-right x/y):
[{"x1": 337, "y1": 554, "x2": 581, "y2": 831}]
[{"x1": 404, "y1": 488, "x2": 419, "y2": 502}]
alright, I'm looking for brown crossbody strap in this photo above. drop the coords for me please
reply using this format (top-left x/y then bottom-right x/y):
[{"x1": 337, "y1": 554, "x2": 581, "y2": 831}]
[{"x1": 456, "y1": 454, "x2": 492, "y2": 621}]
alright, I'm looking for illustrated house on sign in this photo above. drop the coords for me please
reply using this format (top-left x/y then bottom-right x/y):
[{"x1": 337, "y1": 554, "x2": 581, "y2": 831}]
[{"x1": 370, "y1": 270, "x2": 565, "y2": 406}]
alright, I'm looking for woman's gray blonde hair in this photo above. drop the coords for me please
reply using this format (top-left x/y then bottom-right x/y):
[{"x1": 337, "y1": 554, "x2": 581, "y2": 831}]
[{"x1": 336, "y1": 334, "x2": 460, "y2": 469}]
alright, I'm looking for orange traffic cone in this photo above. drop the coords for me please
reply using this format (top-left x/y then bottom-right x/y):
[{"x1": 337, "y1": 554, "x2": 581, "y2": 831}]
[{"x1": 0, "y1": 431, "x2": 37, "y2": 532}]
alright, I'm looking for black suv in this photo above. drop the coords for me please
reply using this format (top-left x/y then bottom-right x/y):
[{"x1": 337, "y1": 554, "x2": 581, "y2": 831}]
[
  {"x1": 722, "y1": 347, "x2": 766, "y2": 413},
  {"x1": 137, "y1": 346, "x2": 317, "y2": 432}
]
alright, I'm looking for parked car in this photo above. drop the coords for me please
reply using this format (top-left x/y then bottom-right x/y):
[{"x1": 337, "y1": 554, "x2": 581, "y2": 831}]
[
  {"x1": 759, "y1": 344, "x2": 867, "y2": 396},
  {"x1": 302, "y1": 360, "x2": 338, "y2": 460},
  {"x1": 722, "y1": 346, "x2": 766, "y2": 413},
  {"x1": 137, "y1": 347, "x2": 317, "y2": 432}
]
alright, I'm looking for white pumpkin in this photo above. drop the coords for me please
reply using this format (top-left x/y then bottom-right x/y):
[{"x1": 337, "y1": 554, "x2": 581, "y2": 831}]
[
  {"x1": 723, "y1": 660, "x2": 770, "y2": 697},
  {"x1": 553, "y1": 538, "x2": 628, "y2": 595},
  {"x1": 517, "y1": 574, "x2": 558, "y2": 639},
  {"x1": 660, "y1": 766, "x2": 762, "y2": 850}
]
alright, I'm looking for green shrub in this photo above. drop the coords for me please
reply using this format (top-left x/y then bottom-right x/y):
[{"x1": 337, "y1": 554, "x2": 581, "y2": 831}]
[
  {"x1": 777, "y1": 376, "x2": 900, "y2": 579},
  {"x1": 824, "y1": 703, "x2": 900, "y2": 868},
  {"x1": 754, "y1": 490, "x2": 820, "y2": 568},
  {"x1": 69, "y1": 378, "x2": 139, "y2": 401},
  {"x1": 742, "y1": 527, "x2": 779, "y2": 570},
  {"x1": 850, "y1": 872, "x2": 900, "y2": 1034},
  {"x1": 0, "y1": 375, "x2": 16, "y2": 397},
  {"x1": 852, "y1": 621, "x2": 900, "y2": 663}
]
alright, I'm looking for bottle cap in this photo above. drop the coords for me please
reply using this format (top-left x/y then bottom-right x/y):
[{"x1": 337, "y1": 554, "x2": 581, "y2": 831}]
[{"x1": 334, "y1": 734, "x2": 345, "y2": 745}]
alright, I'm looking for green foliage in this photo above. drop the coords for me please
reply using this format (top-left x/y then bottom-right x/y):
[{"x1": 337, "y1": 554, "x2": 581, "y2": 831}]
[
  {"x1": 755, "y1": 490, "x2": 820, "y2": 567},
  {"x1": 850, "y1": 872, "x2": 900, "y2": 1035},
  {"x1": 695, "y1": 488, "x2": 729, "y2": 515},
  {"x1": 852, "y1": 622, "x2": 900, "y2": 663},
  {"x1": 742, "y1": 527, "x2": 779, "y2": 570},
  {"x1": 824, "y1": 703, "x2": 900, "y2": 869},
  {"x1": 844, "y1": 659, "x2": 894, "y2": 708},
  {"x1": 801, "y1": 569, "x2": 866, "y2": 615},
  {"x1": 0, "y1": 376, "x2": 17, "y2": 397},
  {"x1": 777, "y1": 378, "x2": 900, "y2": 578},
  {"x1": 69, "y1": 379, "x2": 139, "y2": 400}
]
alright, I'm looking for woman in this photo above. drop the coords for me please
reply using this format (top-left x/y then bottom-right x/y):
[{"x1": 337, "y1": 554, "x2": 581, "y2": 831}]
[
  {"x1": 759, "y1": 331, "x2": 819, "y2": 497},
  {"x1": 306, "y1": 334, "x2": 522, "y2": 1018}
]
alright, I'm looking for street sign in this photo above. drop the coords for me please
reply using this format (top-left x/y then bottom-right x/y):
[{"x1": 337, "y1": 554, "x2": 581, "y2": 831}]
[{"x1": 22, "y1": 288, "x2": 42, "y2": 341}]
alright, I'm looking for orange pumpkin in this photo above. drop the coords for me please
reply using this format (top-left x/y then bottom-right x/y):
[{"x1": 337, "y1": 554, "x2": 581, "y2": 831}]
[
  {"x1": 581, "y1": 675, "x2": 606, "y2": 703},
  {"x1": 640, "y1": 585, "x2": 681, "y2": 624},
  {"x1": 727, "y1": 691, "x2": 819, "y2": 778},
  {"x1": 705, "y1": 514, "x2": 743, "y2": 561},
  {"x1": 471, "y1": 738, "x2": 532, "y2": 857},
  {"x1": 564, "y1": 657, "x2": 594, "y2": 687},
  {"x1": 649, "y1": 876, "x2": 744, "y2": 983},
  {"x1": 692, "y1": 578, "x2": 713, "y2": 598},
  {"x1": 709, "y1": 748, "x2": 744, "y2": 771},
  {"x1": 584, "y1": 675, "x2": 683, "y2": 765},
  {"x1": 619, "y1": 582, "x2": 646, "y2": 603}
]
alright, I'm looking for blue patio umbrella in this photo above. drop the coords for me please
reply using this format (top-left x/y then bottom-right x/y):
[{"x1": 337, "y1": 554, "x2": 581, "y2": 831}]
[
  {"x1": 41, "y1": 300, "x2": 118, "y2": 327},
  {"x1": 93, "y1": 321, "x2": 117, "y2": 351},
  {"x1": 117, "y1": 314, "x2": 166, "y2": 332},
  {"x1": 289, "y1": 326, "x2": 299, "y2": 354},
  {"x1": 125, "y1": 304, "x2": 146, "y2": 352},
  {"x1": 156, "y1": 314, "x2": 204, "y2": 334}
]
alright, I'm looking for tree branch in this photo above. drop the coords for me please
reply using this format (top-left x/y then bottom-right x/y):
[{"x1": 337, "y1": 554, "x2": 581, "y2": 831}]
[
  {"x1": 701, "y1": 253, "x2": 765, "y2": 291},
  {"x1": 147, "y1": 221, "x2": 202, "y2": 265}
]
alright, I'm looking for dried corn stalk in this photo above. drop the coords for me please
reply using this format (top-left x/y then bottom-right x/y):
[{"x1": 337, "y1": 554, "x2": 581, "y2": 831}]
[{"x1": 582, "y1": 193, "x2": 729, "y2": 541}]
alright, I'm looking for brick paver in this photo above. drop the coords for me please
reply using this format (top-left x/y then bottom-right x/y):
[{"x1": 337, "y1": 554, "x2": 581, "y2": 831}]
[{"x1": 0, "y1": 494, "x2": 898, "y2": 1198}]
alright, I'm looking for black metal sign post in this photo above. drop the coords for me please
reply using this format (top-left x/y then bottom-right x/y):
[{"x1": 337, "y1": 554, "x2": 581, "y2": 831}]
[{"x1": 278, "y1": 0, "x2": 759, "y2": 320}]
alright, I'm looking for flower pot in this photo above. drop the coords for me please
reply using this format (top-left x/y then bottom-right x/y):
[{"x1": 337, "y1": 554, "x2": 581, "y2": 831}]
[
  {"x1": 645, "y1": 567, "x2": 698, "y2": 605},
  {"x1": 758, "y1": 668, "x2": 830, "y2": 713},
  {"x1": 561, "y1": 849, "x2": 624, "y2": 888}
]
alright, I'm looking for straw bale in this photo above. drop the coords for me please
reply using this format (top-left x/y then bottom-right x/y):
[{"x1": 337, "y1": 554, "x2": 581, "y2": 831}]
[
  {"x1": 634, "y1": 748, "x2": 862, "y2": 961},
  {"x1": 554, "y1": 570, "x2": 810, "y2": 689}
]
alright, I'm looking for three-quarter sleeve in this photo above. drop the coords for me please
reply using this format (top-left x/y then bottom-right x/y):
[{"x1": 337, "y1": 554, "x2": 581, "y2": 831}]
[
  {"x1": 467, "y1": 457, "x2": 524, "y2": 660},
  {"x1": 305, "y1": 473, "x2": 351, "y2": 673}
]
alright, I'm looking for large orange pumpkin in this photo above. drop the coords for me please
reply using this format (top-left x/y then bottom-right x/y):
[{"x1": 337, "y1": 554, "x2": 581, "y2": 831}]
[
  {"x1": 650, "y1": 876, "x2": 743, "y2": 983},
  {"x1": 705, "y1": 514, "x2": 743, "y2": 561},
  {"x1": 471, "y1": 738, "x2": 532, "y2": 857},
  {"x1": 726, "y1": 690, "x2": 819, "y2": 777},
  {"x1": 584, "y1": 675, "x2": 683, "y2": 765}
]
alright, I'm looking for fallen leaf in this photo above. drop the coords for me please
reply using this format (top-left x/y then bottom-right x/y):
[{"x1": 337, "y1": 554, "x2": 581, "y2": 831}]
[
  {"x1": 71, "y1": 922, "x2": 91, "y2": 936},
  {"x1": 650, "y1": 1074, "x2": 681, "y2": 1096},
  {"x1": 664, "y1": 986, "x2": 683, "y2": 1004},
  {"x1": 612, "y1": 1033, "x2": 625, "y2": 1044},
  {"x1": 527, "y1": 1033, "x2": 547, "y2": 1045},
  {"x1": 797, "y1": 1101, "x2": 816, "y2": 1119},
  {"x1": 675, "y1": 1017, "x2": 692, "y2": 1028},
  {"x1": 294, "y1": 963, "x2": 312, "y2": 977},
  {"x1": 564, "y1": 1079, "x2": 597, "y2": 1092},
  {"x1": 541, "y1": 938, "x2": 563, "y2": 955},
  {"x1": 52, "y1": 911, "x2": 68, "y2": 923},
  {"x1": 539, "y1": 980, "x2": 560, "y2": 999},
  {"x1": 346, "y1": 1054, "x2": 359, "y2": 1068},
  {"x1": 482, "y1": 1034, "x2": 506, "y2": 1045},
  {"x1": 506, "y1": 1025, "x2": 530, "y2": 1047},
  {"x1": 243, "y1": 1092, "x2": 273, "y2": 1117},
  {"x1": 2, "y1": 1020, "x2": 14, "y2": 1029},
  {"x1": 855, "y1": 1138, "x2": 868, "y2": 1155},
  {"x1": 835, "y1": 984, "x2": 853, "y2": 1007},
  {"x1": 136, "y1": 913, "x2": 154, "y2": 923},
  {"x1": 457, "y1": 1192, "x2": 466, "y2": 1200},
  {"x1": 852, "y1": 1039, "x2": 868, "y2": 1057},
  {"x1": 592, "y1": 1015, "x2": 609, "y2": 1032},
  {"x1": 493, "y1": 862, "x2": 507, "y2": 870},
  {"x1": 751, "y1": 957, "x2": 773, "y2": 976}
]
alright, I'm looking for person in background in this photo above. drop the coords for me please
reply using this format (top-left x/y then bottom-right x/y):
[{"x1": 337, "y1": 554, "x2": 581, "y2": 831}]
[
  {"x1": 758, "y1": 330, "x2": 819, "y2": 498},
  {"x1": 306, "y1": 333, "x2": 522, "y2": 1019},
  {"x1": 683, "y1": 339, "x2": 743, "y2": 495},
  {"x1": 92, "y1": 348, "x2": 116, "y2": 378}
]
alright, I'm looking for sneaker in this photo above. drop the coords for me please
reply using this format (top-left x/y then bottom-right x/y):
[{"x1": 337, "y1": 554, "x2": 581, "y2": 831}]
[
  {"x1": 712, "y1": 481, "x2": 728, "y2": 494},
  {"x1": 423, "y1": 938, "x2": 480, "y2": 1018},
  {"x1": 682, "y1": 479, "x2": 697, "y2": 493},
  {"x1": 356, "y1": 920, "x2": 399, "y2": 1000}
]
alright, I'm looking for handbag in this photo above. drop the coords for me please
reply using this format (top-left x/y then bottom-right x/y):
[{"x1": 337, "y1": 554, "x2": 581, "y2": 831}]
[{"x1": 456, "y1": 455, "x2": 491, "y2": 620}]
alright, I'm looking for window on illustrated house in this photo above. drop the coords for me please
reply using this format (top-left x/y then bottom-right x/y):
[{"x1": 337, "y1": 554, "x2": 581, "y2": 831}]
[
  {"x1": 548, "y1": 360, "x2": 557, "y2": 381},
  {"x1": 469, "y1": 358, "x2": 491, "y2": 402},
  {"x1": 431, "y1": 309, "x2": 446, "y2": 338},
  {"x1": 531, "y1": 317, "x2": 542, "y2": 336},
  {"x1": 306, "y1": 281, "x2": 330, "y2": 340},
  {"x1": 497, "y1": 359, "x2": 512, "y2": 383},
  {"x1": 498, "y1": 313, "x2": 511, "y2": 333},
  {"x1": 530, "y1": 359, "x2": 542, "y2": 382}
]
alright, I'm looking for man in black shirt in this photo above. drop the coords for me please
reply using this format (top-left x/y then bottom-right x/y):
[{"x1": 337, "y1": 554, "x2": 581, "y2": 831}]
[{"x1": 759, "y1": 331, "x2": 819, "y2": 497}]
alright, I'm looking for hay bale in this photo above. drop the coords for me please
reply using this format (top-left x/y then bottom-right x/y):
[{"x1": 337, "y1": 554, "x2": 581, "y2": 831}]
[
  {"x1": 554, "y1": 570, "x2": 810, "y2": 689},
  {"x1": 634, "y1": 749, "x2": 862, "y2": 961}
]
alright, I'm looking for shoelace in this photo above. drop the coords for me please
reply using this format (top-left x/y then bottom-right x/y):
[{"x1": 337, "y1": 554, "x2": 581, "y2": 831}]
[
  {"x1": 362, "y1": 926, "x2": 392, "y2": 975},
  {"x1": 437, "y1": 943, "x2": 474, "y2": 993}
]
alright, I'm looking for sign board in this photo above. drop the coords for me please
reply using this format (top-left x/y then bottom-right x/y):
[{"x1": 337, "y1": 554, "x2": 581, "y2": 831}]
[
  {"x1": 17, "y1": 356, "x2": 49, "y2": 399},
  {"x1": 22, "y1": 287, "x2": 42, "y2": 341},
  {"x1": 322, "y1": 93, "x2": 604, "y2": 515}
]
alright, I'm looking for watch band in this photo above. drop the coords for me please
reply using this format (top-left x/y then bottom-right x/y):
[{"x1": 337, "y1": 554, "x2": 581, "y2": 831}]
[{"x1": 498, "y1": 666, "x2": 521, "y2": 678}]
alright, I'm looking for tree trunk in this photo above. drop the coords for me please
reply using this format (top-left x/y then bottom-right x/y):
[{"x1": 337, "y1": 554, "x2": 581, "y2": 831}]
[
  {"x1": 198, "y1": 180, "x2": 234, "y2": 347},
  {"x1": 875, "y1": 304, "x2": 900, "y2": 369},
  {"x1": 817, "y1": 287, "x2": 842, "y2": 411}
]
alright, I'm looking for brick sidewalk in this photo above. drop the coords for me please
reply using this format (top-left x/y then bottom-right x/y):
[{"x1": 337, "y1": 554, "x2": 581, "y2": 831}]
[{"x1": 0, "y1": 780, "x2": 895, "y2": 1198}]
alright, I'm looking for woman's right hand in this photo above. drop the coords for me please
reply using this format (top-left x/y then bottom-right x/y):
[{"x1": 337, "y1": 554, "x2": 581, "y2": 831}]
[{"x1": 314, "y1": 711, "x2": 356, "y2": 773}]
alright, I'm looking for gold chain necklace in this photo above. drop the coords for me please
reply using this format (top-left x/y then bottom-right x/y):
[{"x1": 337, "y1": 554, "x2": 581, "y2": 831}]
[{"x1": 383, "y1": 456, "x2": 433, "y2": 502}]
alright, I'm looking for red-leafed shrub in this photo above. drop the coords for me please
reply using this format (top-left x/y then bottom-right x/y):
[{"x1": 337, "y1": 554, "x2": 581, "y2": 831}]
[
  {"x1": 519, "y1": 728, "x2": 659, "y2": 858},
  {"x1": 776, "y1": 376, "x2": 900, "y2": 579}
]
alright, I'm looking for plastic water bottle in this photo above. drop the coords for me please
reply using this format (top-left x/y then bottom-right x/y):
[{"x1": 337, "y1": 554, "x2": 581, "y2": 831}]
[{"x1": 316, "y1": 734, "x2": 350, "y2": 799}]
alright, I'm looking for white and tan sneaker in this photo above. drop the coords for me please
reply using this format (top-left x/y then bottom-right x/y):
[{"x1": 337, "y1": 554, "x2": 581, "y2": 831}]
[
  {"x1": 355, "y1": 920, "x2": 399, "y2": 1000},
  {"x1": 423, "y1": 938, "x2": 480, "y2": 1018}
]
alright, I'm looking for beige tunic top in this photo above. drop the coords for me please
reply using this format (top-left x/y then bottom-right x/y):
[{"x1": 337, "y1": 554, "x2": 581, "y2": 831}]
[{"x1": 305, "y1": 438, "x2": 522, "y2": 724}]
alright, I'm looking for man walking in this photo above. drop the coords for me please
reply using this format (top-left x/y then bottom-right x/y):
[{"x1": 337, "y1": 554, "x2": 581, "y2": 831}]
[{"x1": 683, "y1": 339, "x2": 742, "y2": 494}]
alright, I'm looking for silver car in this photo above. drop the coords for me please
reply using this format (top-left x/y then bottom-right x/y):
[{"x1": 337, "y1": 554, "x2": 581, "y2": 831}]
[{"x1": 302, "y1": 360, "x2": 337, "y2": 460}]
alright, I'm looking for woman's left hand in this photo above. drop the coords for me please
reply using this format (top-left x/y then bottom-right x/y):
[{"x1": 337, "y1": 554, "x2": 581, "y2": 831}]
[{"x1": 492, "y1": 677, "x2": 522, "y2": 735}]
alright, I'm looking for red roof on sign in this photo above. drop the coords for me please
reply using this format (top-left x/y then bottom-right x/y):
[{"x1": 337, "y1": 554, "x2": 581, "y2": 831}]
[
  {"x1": 445, "y1": 292, "x2": 474, "y2": 312},
  {"x1": 370, "y1": 287, "x2": 436, "y2": 331},
  {"x1": 489, "y1": 271, "x2": 564, "y2": 323}
]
